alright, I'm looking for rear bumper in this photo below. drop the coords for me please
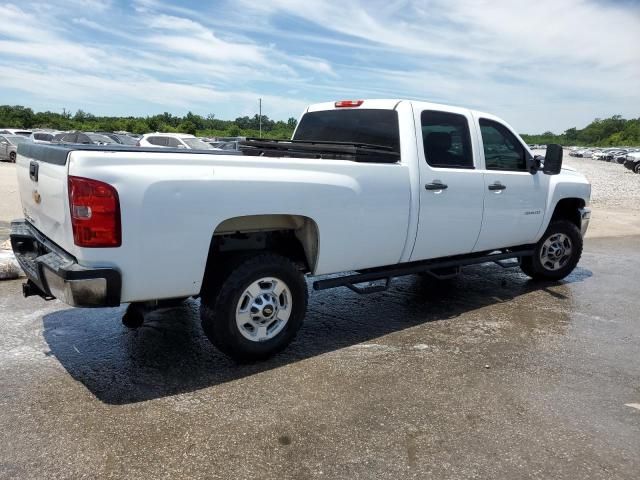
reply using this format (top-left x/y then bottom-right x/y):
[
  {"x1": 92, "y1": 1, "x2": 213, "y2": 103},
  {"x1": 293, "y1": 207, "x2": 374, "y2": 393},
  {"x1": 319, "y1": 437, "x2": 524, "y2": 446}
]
[
  {"x1": 10, "y1": 219, "x2": 121, "y2": 307},
  {"x1": 579, "y1": 207, "x2": 591, "y2": 238}
]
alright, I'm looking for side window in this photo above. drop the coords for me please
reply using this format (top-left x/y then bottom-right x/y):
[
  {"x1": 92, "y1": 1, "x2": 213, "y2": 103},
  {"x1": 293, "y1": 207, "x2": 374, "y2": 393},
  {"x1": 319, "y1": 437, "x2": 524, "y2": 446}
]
[
  {"x1": 479, "y1": 119, "x2": 526, "y2": 171},
  {"x1": 77, "y1": 134, "x2": 91, "y2": 144},
  {"x1": 421, "y1": 110, "x2": 473, "y2": 169},
  {"x1": 166, "y1": 137, "x2": 181, "y2": 148},
  {"x1": 62, "y1": 133, "x2": 77, "y2": 143},
  {"x1": 148, "y1": 136, "x2": 167, "y2": 146}
]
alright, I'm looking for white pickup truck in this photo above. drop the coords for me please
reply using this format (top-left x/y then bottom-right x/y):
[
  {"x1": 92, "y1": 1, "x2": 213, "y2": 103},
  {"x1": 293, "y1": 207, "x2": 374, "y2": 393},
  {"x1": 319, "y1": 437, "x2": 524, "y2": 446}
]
[{"x1": 10, "y1": 99, "x2": 591, "y2": 361}]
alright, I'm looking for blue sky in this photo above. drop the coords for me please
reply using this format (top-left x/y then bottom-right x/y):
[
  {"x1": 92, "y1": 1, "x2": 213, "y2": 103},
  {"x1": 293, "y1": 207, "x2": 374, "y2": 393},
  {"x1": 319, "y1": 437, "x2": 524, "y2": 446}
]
[{"x1": 0, "y1": 0, "x2": 638, "y2": 133}]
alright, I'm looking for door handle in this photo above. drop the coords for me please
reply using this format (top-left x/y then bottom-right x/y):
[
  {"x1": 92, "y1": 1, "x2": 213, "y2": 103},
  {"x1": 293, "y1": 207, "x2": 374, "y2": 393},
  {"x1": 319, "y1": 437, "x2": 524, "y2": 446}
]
[
  {"x1": 488, "y1": 183, "x2": 506, "y2": 191},
  {"x1": 425, "y1": 182, "x2": 448, "y2": 191},
  {"x1": 29, "y1": 161, "x2": 39, "y2": 182}
]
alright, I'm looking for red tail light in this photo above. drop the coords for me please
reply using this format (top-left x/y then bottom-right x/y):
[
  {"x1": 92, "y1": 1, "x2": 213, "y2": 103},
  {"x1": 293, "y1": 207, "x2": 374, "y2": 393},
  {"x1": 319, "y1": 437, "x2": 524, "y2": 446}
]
[
  {"x1": 68, "y1": 176, "x2": 121, "y2": 247},
  {"x1": 335, "y1": 100, "x2": 364, "y2": 108}
]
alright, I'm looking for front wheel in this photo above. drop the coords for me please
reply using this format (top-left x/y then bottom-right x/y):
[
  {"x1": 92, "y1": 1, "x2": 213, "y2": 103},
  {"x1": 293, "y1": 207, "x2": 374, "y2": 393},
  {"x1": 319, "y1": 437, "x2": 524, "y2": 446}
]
[
  {"x1": 520, "y1": 220, "x2": 583, "y2": 281},
  {"x1": 9, "y1": 152, "x2": 16, "y2": 163},
  {"x1": 200, "y1": 253, "x2": 308, "y2": 362},
  {"x1": 634, "y1": 163, "x2": 640, "y2": 174}
]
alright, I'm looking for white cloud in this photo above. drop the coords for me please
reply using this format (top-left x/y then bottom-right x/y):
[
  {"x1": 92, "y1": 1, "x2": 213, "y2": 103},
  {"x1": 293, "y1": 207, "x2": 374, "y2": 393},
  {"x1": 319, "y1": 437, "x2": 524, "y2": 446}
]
[
  {"x1": 0, "y1": 0, "x2": 638, "y2": 131},
  {"x1": 232, "y1": 0, "x2": 640, "y2": 131}
]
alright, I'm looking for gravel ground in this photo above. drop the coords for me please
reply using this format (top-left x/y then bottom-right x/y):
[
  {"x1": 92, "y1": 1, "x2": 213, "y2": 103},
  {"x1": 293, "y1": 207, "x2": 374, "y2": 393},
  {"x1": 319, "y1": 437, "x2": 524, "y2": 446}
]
[{"x1": 560, "y1": 154, "x2": 640, "y2": 209}]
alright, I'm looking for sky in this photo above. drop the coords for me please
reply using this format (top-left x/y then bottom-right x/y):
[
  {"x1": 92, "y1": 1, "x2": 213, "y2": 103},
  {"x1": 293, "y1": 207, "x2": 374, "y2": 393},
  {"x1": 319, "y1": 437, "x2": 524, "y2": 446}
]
[{"x1": 0, "y1": 0, "x2": 638, "y2": 133}]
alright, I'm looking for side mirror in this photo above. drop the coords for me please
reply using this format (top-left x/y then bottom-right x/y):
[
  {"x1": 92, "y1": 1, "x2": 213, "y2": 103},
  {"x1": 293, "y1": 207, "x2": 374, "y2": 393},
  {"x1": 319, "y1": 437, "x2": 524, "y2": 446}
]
[
  {"x1": 526, "y1": 155, "x2": 543, "y2": 174},
  {"x1": 543, "y1": 144, "x2": 563, "y2": 175}
]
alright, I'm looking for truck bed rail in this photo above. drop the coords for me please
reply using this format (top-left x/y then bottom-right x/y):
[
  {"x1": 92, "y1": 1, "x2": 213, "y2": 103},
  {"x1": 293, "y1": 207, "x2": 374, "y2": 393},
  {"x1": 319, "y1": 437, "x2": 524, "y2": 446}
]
[{"x1": 240, "y1": 138, "x2": 400, "y2": 163}]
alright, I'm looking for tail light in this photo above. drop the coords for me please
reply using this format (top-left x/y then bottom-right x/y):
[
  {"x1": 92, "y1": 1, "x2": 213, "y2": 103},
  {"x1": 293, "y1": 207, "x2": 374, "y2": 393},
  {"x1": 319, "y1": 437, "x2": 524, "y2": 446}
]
[
  {"x1": 68, "y1": 176, "x2": 121, "y2": 247},
  {"x1": 335, "y1": 100, "x2": 364, "y2": 108}
]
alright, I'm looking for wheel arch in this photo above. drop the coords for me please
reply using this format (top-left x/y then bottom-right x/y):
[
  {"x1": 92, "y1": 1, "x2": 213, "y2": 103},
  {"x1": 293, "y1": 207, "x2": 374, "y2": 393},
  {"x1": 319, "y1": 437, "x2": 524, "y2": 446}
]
[
  {"x1": 200, "y1": 214, "x2": 320, "y2": 294},
  {"x1": 550, "y1": 197, "x2": 586, "y2": 229}
]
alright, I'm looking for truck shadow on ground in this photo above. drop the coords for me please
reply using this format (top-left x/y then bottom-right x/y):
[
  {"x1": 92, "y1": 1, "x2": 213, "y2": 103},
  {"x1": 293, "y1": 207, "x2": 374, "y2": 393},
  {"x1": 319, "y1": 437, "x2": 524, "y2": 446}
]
[{"x1": 42, "y1": 264, "x2": 592, "y2": 405}]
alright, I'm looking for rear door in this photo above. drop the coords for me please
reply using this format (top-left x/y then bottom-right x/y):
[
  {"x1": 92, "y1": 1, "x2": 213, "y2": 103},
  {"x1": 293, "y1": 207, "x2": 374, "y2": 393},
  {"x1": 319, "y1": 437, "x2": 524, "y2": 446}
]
[
  {"x1": 16, "y1": 144, "x2": 71, "y2": 249},
  {"x1": 409, "y1": 108, "x2": 485, "y2": 261},
  {"x1": 473, "y1": 117, "x2": 548, "y2": 251}
]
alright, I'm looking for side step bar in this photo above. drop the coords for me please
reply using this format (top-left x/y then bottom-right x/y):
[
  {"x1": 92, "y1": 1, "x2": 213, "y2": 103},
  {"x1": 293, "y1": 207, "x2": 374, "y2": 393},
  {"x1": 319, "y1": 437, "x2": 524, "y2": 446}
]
[{"x1": 312, "y1": 248, "x2": 534, "y2": 293}]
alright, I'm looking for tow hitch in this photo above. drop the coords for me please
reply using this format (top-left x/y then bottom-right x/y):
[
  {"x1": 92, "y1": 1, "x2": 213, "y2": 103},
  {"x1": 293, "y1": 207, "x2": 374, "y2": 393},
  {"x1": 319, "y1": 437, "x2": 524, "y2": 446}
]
[{"x1": 22, "y1": 279, "x2": 54, "y2": 301}]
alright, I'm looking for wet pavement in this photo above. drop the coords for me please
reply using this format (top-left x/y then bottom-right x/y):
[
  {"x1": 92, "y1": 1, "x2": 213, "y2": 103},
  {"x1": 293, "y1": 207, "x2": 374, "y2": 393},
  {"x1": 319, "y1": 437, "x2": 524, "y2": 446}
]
[{"x1": 0, "y1": 236, "x2": 639, "y2": 479}]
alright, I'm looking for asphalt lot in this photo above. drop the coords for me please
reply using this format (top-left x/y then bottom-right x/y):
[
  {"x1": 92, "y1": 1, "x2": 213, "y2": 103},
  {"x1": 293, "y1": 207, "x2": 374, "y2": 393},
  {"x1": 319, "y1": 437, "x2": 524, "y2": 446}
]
[{"x1": 1, "y1": 158, "x2": 639, "y2": 479}]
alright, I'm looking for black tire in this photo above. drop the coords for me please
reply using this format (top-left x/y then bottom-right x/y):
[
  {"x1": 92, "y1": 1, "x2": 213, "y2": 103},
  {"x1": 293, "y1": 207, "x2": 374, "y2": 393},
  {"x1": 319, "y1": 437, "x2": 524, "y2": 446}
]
[
  {"x1": 520, "y1": 220, "x2": 583, "y2": 281},
  {"x1": 634, "y1": 163, "x2": 640, "y2": 174},
  {"x1": 200, "y1": 253, "x2": 308, "y2": 362},
  {"x1": 9, "y1": 152, "x2": 16, "y2": 163}
]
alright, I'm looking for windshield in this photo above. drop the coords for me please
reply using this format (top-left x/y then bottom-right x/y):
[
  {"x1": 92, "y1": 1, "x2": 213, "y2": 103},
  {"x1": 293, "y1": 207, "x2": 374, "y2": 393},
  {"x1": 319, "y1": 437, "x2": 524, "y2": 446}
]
[
  {"x1": 293, "y1": 109, "x2": 400, "y2": 151},
  {"x1": 183, "y1": 138, "x2": 215, "y2": 149},
  {"x1": 87, "y1": 134, "x2": 117, "y2": 144},
  {"x1": 6, "y1": 135, "x2": 30, "y2": 145},
  {"x1": 114, "y1": 134, "x2": 138, "y2": 145}
]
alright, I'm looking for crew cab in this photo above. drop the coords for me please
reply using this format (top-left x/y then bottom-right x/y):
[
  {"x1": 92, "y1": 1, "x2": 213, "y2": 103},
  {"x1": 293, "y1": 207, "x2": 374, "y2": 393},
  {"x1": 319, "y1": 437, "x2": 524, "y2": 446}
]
[{"x1": 10, "y1": 99, "x2": 591, "y2": 361}]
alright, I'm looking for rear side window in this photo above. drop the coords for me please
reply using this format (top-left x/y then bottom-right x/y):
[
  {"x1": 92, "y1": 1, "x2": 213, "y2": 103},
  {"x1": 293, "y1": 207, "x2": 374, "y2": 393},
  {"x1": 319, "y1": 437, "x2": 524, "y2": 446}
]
[
  {"x1": 77, "y1": 134, "x2": 91, "y2": 144},
  {"x1": 479, "y1": 119, "x2": 527, "y2": 171},
  {"x1": 166, "y1": 137, "x2": 182, "y2": 148},
  {"x1": 421, "y1": 111, "x2": 473, "y2": 168},
  {"x1": 148, "y1": 136, "x2": 167, "y2": 146},
  {"x1": 293, "y1": 109, "x2": 400, "y2": 152}
]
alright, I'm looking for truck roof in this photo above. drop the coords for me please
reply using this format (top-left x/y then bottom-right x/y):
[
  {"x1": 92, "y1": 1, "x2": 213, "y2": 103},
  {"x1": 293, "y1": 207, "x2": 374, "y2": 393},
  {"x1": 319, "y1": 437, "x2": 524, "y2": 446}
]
[{"x1": 305, "y1": 99, "x2": 498, "y2": 122}]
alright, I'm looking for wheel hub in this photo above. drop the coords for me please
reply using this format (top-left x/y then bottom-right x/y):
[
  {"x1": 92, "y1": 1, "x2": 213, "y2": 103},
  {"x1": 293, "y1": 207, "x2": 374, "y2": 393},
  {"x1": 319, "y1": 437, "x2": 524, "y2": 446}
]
[
  {"x1": 236, "y1": 277, "x2": 292, "y2": 342},
  {"x1": 540, "y1": 233, "x2": 573, "y2": 271},
  {"x1": 250, "y1": 293, "x2": 279, "y2": 323}
]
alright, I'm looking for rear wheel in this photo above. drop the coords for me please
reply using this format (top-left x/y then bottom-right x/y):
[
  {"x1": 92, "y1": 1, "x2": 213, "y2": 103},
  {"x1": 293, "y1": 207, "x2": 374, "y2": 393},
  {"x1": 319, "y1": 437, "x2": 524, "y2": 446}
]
[
  {"x1": 521, "y1": 220, "x2": 582, "y2": 281},
  {"x1": 9, "y1": 152, "x2": 16, "y2": 163},
  {"x1": 634, "y1": 163, "x2": 640, "y2": 174},
  {"x1": 200, "y1": 253, "x2": 308, "y2": 362}
]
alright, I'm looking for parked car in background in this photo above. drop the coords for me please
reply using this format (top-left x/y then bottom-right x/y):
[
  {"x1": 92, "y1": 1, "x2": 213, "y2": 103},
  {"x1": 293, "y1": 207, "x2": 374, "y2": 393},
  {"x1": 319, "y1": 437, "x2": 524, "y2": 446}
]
[
  {"x1": 137, "y1": 133, "x2": 217, "y2": 149},
  {"x1": 0, "y1": 134, "x2": 31, "y2": 162},
  {"x1": 614, "y1": 151, "x2": 629, "y2": 163},
  {"x1": 0, "y1": 128, "x2": 33, "y2": 137},
  {"x1": 96, "y1": 132, "x2": 139, "y2": 145},
  {"x1": 577, "y1": 149, "x2": 594, "y2": 158},
  {"x1": 623, "y1": 152, "x2": 640, "y2": 173},
  {"x1": 29, "y1": 131, "x2": 60, "y2": 144},
  {"x1": 604, "y1": 149, "x2": 626, "y2": 162},
  {"x1": 52, "y1": 132, "x2": 118, "y2": 145},
  {"x1": 216, "y1": 140, "x2": 241, "y2": 151}
]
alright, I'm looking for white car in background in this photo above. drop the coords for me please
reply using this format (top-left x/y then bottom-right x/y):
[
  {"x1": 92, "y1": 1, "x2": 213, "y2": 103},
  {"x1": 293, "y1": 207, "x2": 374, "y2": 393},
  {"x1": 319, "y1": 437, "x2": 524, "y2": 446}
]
[
  {"x1": 0, "y1": 128, "x2": 33, "y2": 137},
  {"x1": 137, "y1": 133, "x2": 216, "y2": 149},
  {"x1": 0, "y1": 134, "x2": 31, "y2": 162},
  {"x1": 29, "y1": 131, "x2": 61, "y2": 144}
]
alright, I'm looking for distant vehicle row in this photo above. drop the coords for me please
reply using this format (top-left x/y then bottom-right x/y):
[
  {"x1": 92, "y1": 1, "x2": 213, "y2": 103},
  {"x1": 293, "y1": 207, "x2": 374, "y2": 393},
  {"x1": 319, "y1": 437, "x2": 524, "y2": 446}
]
[
  {"x1": 568, "y1": 146, "x2": 640, "y2": 173},
  {"x1": 0, "y1": 129, "x2": 244, "y2": 162}
]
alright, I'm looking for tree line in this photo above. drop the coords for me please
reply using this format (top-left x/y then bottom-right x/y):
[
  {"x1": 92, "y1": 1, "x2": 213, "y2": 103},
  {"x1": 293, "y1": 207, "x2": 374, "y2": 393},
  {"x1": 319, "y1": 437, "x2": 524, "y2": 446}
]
[
  {"x1": 0, "y1": 105, "x2": 298, "y2": 139},
  {"x1": 1, "y1": 105, "x2": 638, "y2": 146},
  {"x1": 521, "y1": 115, "x2": 640, "y2": 147}
]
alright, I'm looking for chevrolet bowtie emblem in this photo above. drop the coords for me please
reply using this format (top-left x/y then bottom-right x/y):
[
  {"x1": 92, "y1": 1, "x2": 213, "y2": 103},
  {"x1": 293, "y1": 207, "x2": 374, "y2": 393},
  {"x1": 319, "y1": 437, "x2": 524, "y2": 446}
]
[{"x1": 32, "y1": 190, "x2": 41, "y2": 204}]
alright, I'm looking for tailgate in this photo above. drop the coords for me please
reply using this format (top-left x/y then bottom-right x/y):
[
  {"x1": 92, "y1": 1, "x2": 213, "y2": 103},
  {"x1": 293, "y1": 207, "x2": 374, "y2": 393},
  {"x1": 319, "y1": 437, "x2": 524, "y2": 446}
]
[{"x1": 16, "y1": 143, "x2": 72, "y2": 251}]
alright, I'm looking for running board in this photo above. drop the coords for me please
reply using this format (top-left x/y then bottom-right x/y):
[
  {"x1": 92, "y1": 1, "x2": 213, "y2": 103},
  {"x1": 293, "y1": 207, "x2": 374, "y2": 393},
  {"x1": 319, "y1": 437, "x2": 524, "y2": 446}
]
[{"x1": 312, "y1": 248, "x2": 534, "y2": 293}]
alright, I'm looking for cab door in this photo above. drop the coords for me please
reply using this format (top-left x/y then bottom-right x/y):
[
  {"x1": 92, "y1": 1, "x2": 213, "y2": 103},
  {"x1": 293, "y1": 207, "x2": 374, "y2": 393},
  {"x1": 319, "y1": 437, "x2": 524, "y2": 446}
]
[
  {"x1": 473, "y1": 117, "x2": 548, "y2": 252},
  {"x1": 409, "y1": 108, "x2": 485, "y2": 261}
]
